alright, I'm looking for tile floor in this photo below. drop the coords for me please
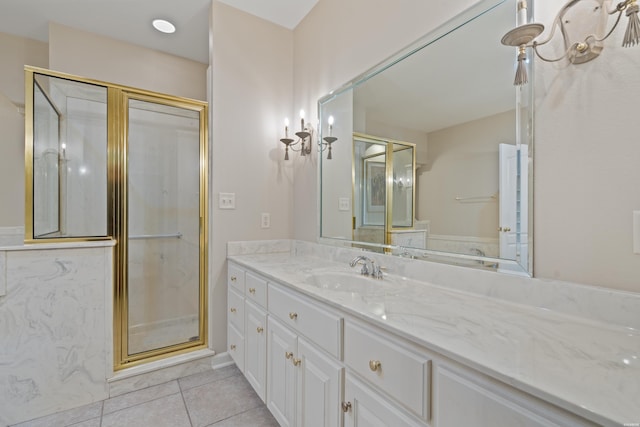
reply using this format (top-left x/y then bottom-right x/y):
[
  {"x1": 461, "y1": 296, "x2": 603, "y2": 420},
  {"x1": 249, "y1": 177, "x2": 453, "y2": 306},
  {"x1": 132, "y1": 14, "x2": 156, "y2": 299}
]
[{"x1": 12, "y1": 365, "x2": 279, "y2": 427}]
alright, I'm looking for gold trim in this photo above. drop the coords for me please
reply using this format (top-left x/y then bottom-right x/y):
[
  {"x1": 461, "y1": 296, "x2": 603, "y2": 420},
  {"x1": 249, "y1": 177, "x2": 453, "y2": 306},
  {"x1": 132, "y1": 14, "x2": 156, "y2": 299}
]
[
  {"x1": 114, "y1": 90, "x2": 208, "y2": 371},
  {"x1": 351, "y1": 133, "x2": 416, "y2": 248},
  {"x1": 24, "y1": 66, "x2": 209, "y2": 371}
]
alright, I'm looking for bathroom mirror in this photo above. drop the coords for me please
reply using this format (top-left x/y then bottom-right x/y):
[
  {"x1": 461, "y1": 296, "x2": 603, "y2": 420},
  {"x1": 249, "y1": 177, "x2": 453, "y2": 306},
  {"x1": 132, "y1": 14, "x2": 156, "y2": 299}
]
[
  {"x1": 26, "y1": 72, "x2": 109, "y2": 241},
  {"x1": 319, "y1": 0, "x2": 533, "y2": 274}
]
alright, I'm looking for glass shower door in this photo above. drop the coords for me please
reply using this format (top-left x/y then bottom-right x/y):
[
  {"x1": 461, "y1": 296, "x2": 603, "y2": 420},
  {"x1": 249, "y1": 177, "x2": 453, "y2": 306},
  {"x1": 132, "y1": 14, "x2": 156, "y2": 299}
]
[{"x1": 125, "y1": 98, "x2": 204, "y2": 356}]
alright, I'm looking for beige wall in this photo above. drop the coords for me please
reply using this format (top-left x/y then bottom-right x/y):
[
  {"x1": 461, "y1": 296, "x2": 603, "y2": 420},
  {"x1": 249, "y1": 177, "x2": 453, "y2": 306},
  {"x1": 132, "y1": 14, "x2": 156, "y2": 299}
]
[
  {"x1": 49, "y1": 23, "x2": 207, "y2": 100},
  {"x1": 209, "y1": 2, "x2": 294, "y2": 352},
  {"x1": 0, "y1": 33, "x2": 48, "y2": 227},
  {"x1": 421, "y1": 110, "x2": 514, "y2": 238},
  {"x1": 533, "y1": 2, "x2": 640, "y2": 291},
  {"x1": 293, "y1": 0, "x2": 640, "y2": 292}
]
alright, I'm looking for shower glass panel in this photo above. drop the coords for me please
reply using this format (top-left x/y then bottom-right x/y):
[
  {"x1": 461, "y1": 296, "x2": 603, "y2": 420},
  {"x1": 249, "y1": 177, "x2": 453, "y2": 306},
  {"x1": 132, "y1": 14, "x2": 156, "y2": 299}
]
[
  {"x1": 29, "y1": 73, "x2": 108, "y2": 240},
  {"x1": 126, "y1": 99, "x2": 201, "y2": 355}
]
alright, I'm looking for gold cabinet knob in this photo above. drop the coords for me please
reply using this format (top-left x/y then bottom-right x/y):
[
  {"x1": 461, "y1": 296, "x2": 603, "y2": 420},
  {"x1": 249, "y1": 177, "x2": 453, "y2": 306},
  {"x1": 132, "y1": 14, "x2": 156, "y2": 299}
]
[
  {"x1": 248, "y1": 288, "x2": 256, "y2": 294},
  {"x1": 285, "y1": 351, "x2": 293, "y2": 360},
  {"x1": 230, "y1": 344, "x2": 236, "y2": 350},
  {"x1": 289, "y1": 312, "x2": 298, "y2": 320},
  {"x1": 369, "y1": 360, "x2": 381, "y2": 372},
  {"x1": 230, "y1": 307, "x2": 237, "y2": 313},
  {"x1": 231, "y1": 276, "x2": 237, "y2": 282},
  {"x1": 256, "y1": 326, "x2": 264, "y2": 333},
  {"x1": 293, "y1": 358, "x2": 301, "y2": 366},
  {"x1": 504, "y1": 227, "x2": 511, "y2": 232},
  {"x1": 499, "y1": 226, "x2": 511, "y2": 232},
  {"x1": 341, "y1": 402, "x2": 352, "y2": 413}
]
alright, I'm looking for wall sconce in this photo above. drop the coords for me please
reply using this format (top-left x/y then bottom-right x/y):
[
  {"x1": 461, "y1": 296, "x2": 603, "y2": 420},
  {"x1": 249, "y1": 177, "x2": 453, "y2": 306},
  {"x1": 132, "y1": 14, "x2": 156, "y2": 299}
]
[
  {"x1": 280, "y1": 110, "x2": 312, "y2": 160},
  {"x1": 321, "y1": 115, "x2": 338, "y2": 160},
  {"x1": 501, "y1": 0, "x2": 640, "y2": 85},
  {"x1": 279, "y1": 111, "x2": 339, "y2": 160}
]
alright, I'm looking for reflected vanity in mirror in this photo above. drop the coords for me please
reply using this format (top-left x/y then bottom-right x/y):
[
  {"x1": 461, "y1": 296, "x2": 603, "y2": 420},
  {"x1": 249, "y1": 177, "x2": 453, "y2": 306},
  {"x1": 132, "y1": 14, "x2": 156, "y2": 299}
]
[
  {"x1": 26, "y1": 72, "x2": 109, "y2": 241},
  {"x1": 319, "y1": 0, "x2": 533, "y2": 275}
]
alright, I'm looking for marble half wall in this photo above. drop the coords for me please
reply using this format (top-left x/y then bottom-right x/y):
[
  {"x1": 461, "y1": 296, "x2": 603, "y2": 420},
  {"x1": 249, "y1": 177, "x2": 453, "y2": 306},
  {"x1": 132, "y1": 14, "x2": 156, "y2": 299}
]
[{"x1": 0, "y1": 242, "x2": 114, "y2": 426}]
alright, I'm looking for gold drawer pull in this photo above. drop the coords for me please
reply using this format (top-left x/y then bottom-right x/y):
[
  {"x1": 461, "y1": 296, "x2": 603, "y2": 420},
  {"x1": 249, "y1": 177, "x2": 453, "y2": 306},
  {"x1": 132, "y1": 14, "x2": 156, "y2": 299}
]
[
  {"x1": 289, "y1": 312, "x2": 298, "y2": 320},
  {"x1": 230, "y1": 307, "x2": 237, "y2": 313},
  {"x1": 256, "y1": 326, "x2": 264, "y2": 333},
  {"x1": 293, "y1": 358, "x2": 301, "y2": 366},
  {"x1": 285, "y1": 351, "x2": 293, "y2": 360},
  {"x1": 230, "y1": 344, "x2": 236, "y2": 350},
  {"x1": 341, "y1": 402, "x2": 352, "y2": 413},
  {"x1": 249, "y1": 288, "x2": 256, "y2": 294},
  {"x1": 230, "y1": 276, "x2": 237, "y2": 282},
  {"x1": 369, "y1": 360, "x2": 381, "y2": 372}
]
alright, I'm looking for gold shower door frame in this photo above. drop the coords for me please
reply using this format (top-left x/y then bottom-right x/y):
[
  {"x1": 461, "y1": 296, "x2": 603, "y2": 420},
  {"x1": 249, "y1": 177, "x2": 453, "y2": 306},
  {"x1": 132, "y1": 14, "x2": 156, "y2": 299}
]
[
  {"x1": 24, "y1": 66, "x2": 209, "y2": 371},
  {"x1": 113, "y1": 89, "x2": 209, "y2": 370}
]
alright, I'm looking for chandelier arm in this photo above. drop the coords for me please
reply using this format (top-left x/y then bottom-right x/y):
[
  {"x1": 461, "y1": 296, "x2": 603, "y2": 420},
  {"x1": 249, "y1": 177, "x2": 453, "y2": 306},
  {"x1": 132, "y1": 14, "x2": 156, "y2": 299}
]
[
  {"x1": 531, "y1": 41, "x2": 572, "y2": 62},
  {"x1": 609, "y1": 0, "x2": 633, "y2": 14},
  {"x1": 592, "y1": 9, "x2": 624, "y2": 42}
]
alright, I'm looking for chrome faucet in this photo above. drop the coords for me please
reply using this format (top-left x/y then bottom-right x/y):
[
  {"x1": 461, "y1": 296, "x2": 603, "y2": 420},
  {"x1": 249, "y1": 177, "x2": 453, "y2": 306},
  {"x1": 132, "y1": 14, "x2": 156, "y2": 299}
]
[{"x1": 349, "y1": 255, "x2": 384, "y2": 279}]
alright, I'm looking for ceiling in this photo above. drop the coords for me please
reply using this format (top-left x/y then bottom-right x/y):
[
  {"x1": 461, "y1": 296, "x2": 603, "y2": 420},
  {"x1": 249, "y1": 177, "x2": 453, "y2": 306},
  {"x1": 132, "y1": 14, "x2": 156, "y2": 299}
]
[{"x1": 0, "y1": 0, "x2": 319, "y2": 64}]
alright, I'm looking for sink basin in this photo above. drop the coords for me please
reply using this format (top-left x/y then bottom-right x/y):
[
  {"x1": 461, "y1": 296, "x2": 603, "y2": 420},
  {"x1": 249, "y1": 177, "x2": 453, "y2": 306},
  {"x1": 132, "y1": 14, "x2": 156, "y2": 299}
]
[{"x1": 304, "y1": 272, "x2": 389, "y2": 294}]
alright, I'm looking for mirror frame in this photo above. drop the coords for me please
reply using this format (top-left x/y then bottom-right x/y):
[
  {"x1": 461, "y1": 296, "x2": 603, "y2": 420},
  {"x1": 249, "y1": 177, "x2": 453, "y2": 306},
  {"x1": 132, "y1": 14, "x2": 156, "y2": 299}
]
[{"x1": 317, "y1": 0, "x2": 534, "y2": 276}]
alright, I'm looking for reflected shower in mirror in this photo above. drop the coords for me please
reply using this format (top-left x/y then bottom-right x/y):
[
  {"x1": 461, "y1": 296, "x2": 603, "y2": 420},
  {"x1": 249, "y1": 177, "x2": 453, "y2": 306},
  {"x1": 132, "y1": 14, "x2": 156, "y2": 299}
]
[
  {"x1": 29, "y1": 73, "x2": 108, "y2": 240},
  {"x1": 319, "y1": 0, "x2": 533, "y2": 274}
]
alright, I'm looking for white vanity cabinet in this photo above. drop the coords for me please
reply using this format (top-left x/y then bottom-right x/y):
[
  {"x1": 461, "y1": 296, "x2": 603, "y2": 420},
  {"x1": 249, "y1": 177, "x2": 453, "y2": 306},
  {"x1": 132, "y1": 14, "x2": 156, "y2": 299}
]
[
  {"x1": 433, "y1": 363, "x2": 599, "y2": 427},
  {"x1": 343, "y1": 319, "x2": 431, "y2": 424},
  {"x1": 227, "y1": 264, "x2": 245, "y2": 371},
  {"x1": 344, "y1": 374, "x2": 426, "y2": 427},
  {"x1": 267, "y1": 283, "x2": 344, "y2": 427},
  {"x1": 227, "y1": 259, "x2": 602, "y2": 427}
]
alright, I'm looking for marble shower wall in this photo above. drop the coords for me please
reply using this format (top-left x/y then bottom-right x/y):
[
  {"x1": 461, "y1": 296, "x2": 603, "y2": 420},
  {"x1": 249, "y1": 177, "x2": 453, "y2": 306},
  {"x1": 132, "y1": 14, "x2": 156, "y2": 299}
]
[{"x1": 0, "y1": 242, "x2": 114, "y2": 426}]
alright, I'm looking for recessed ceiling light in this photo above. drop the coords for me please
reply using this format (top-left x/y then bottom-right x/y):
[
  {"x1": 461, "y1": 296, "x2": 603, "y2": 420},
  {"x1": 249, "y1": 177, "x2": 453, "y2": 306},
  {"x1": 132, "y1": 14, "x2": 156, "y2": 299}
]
[{"x1": 152, "y1": 19, "x2": 176, "y2": 34}]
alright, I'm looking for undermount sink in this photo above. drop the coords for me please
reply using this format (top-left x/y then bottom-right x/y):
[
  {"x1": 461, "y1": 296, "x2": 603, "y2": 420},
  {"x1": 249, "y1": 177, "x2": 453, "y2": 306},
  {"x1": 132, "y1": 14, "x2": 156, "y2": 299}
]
[{"x1": 304, "y1": 272, "x2": 389, "y2": 294}]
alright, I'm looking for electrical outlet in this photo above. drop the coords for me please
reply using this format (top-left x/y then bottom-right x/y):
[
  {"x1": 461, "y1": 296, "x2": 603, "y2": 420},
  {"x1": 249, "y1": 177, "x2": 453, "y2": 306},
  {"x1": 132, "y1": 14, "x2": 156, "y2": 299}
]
[
  {"x1": 219, "y1": 193, "x2": 235, "y2": 209},
  {"x1": 261, "y1": 213, "x2": 271, "y2": 229},
  {"x1": 339, "y1": 197, "x2": 350, "y2": 211}
]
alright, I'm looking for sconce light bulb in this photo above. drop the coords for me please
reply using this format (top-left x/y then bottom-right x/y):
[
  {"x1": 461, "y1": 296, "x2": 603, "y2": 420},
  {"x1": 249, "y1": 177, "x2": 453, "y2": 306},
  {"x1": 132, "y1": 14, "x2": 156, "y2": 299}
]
[
  {"x1": 61, "y1": 143, "x2": 67, "y2": 150},
  {"x1": 284, "y1": 117, "x2": 289, "y2": 127},
  {"x1": 328, "y1": 115, "x2": 334, "y2": 125},
  {"x1": 299, "y1": 109, "x2": 305, "y2": 119}
]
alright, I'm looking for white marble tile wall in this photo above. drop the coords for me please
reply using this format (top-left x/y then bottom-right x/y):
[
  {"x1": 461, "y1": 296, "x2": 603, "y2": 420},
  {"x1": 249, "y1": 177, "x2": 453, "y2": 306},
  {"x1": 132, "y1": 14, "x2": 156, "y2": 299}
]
[
  {"x1": 226, "y1": 239, "x2": 292, "y2": 256},
  {"x1": 235, "y1": 239, "x2": 640, "y2": 330},
  {"x1": 0, "y1": 226, "x2": 24, "y2": 247},
  {"x1": 0, "y1": 243, "x2": 113, "y2": 426}
]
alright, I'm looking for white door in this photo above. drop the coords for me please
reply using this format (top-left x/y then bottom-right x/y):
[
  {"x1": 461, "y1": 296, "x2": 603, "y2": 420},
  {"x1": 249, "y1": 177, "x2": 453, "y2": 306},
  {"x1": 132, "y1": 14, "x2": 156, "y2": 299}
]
[
  {"x1": 498, "y1": 144, "x2": 528, "y2": 270},
  {"x1": 267, "y1": 317, "x2": 297, "y2": 427},
  {"x1": 245, "y1": 300, "x2": 267, "y2": 400},
  {"x1": 297, "y1": 337, "x2": 343, "y2": 427}
]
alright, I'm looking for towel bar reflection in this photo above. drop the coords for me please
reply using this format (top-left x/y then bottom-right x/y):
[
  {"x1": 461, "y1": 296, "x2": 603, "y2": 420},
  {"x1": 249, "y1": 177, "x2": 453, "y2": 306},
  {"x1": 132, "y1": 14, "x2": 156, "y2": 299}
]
[
  {"x1": 129, "y1": 232, "x2": 183, "y2": 240},
  {"x1": 455, "y1": 195, "x2": 497, "y2": 203}
]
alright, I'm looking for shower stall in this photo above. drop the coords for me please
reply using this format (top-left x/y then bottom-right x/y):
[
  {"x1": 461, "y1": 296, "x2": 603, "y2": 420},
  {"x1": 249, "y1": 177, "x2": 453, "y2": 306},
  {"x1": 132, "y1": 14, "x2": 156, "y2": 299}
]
[{"x1": 25, "y1": 67, "x2": 209, "y2": 370}]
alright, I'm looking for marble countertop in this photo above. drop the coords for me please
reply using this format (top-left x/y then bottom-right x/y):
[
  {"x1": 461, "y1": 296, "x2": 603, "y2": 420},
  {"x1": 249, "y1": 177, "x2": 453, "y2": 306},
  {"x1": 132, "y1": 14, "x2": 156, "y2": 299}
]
[{"x1": 228, "y1": 252, "x2": 640, "y2": 426}]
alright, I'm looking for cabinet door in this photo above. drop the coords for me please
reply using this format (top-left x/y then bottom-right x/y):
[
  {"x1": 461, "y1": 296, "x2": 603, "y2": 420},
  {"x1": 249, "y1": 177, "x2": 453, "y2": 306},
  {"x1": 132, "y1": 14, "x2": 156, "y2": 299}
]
[
  {"x1": 227, "y1": 323, "x2": 244, "y2": 373},
  {"x1": 344, "y1": 374, "x2": 424, "y2": 427},
  {"x1": 267, "y1": 316, "x2": 297, "y2": 427},
  {"x1": 435, "y1": 365, "x2": 596, "y2": 427},
  {"x1": 245, "y1": 300, "x2": 267, "y2": 401},
  {"x1": 297, "y1": 337, "x2": 343, "y2": 427}
]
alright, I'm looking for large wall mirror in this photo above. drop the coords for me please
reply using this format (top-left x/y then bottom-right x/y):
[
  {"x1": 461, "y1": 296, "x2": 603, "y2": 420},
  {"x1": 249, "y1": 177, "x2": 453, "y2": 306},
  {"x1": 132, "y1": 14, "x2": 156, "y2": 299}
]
[{"x1": 319, "y1": 0, "x2": 533, "y2": 275}]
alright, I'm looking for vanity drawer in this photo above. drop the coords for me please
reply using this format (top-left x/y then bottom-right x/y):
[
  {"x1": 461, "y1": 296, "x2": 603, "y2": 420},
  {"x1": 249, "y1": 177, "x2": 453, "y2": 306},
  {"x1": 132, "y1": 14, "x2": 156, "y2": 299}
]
[
  {"x1": 344, "y1": 320, "x2": 431, "y2": 421},
  {"x1": 228, "y1": 323, "x2": 245, "y2": 373},
  {"x1": 245, "y1": 271, "x2": 267, "y2": 308},
  {"x1": 268, "y1": 283, "x2": 342, "y2": 359},
  {"x1": 228, "y1": 263, "x2": 245, "y2": 293},
  {"x1": 227, "y1": 287, "x2": 244, "y2": 331}
]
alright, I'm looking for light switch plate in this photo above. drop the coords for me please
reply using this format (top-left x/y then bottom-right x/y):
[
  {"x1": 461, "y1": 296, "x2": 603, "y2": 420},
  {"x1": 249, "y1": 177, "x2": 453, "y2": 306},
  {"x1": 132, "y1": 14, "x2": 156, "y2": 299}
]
[
  {"x1": 261, "y1": 213, "x2": 270, "y2": 229},
  {"x1": 634, "y1": 211, "x2": 640, "y2": 254},
  {"x1": 339, "y1": 197, "x2": 350, "y2": 211},
  {"x1": 219, "y1": 193, "x2": 235, "y2": 209}
]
